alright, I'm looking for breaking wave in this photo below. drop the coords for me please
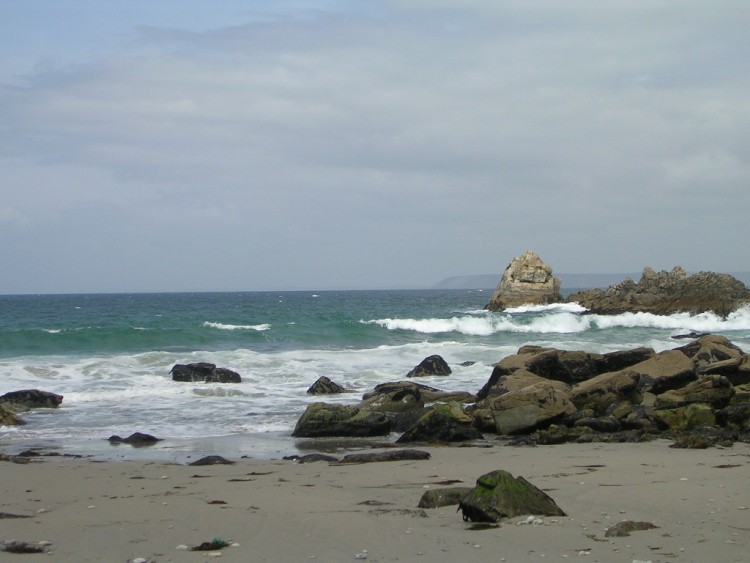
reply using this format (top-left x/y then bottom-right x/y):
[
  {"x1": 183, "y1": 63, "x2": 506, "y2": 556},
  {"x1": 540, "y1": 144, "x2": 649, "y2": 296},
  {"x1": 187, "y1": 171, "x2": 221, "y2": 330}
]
[
  {"x1": 365, "y1": 305, "x2": 750, "y2": 336},
  {"x1": 203, "y1": 322, "x2": 271, "y2": 331}
]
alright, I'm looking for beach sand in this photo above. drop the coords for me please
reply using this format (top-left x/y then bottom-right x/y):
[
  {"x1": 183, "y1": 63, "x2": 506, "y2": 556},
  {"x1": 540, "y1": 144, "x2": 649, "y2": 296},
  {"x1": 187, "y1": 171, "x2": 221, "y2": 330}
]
[{"x1": 2, "y1": 440, "x2": 749, "y2": 562}]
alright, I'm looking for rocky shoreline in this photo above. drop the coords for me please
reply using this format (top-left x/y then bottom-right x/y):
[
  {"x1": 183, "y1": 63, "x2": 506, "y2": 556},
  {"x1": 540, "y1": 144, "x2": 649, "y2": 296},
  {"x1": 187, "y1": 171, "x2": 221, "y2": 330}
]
[{"x1": 293, "y1": 333, "x2": 750, "y2": 450}]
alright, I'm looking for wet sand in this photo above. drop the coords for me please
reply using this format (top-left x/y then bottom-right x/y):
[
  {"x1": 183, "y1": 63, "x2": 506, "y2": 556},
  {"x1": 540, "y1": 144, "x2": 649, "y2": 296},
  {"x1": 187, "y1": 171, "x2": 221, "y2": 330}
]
[{"x1": 2, "y1": 440, "x2": 749, "y2": 562}]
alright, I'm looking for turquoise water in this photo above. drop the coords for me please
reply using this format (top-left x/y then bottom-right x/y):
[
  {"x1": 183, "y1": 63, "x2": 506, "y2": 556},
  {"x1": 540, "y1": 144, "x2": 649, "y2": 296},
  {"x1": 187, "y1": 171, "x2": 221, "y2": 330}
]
[{"x1": 1, "y1": 290, "x2": 749, "y2": 461}]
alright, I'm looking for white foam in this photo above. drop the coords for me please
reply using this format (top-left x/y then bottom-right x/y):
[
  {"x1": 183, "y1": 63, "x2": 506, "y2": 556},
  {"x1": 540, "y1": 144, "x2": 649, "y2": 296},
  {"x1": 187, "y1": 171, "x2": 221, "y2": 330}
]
[
  {"x1": 364, "y1": 305, "x2": 750, "y2": 336},
  {"x1": 504, "y1": 302, "x2": 588, "y2": 314},
  {"x1": 203, "y1": 321, "x2": 271, "y2": 331}
]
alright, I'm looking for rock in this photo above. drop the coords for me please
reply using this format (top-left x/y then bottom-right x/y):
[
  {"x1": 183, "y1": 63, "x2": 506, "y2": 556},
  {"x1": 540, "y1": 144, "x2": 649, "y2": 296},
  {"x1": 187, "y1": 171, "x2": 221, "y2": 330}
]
[
  {"x1": 458, "y1": 470, "x2": 566, "y2": 522},
  {"x1": 364, "y1": 381, "x2": 442, "y2": 399},
  {"x1": 170, "y1": 363, "x2": 242, "y2": 383},
  {"x1": 396, "y1": 404, "x2": 483, "y2": 443},
  {"x1": 567, "y1": 266, "x2": 750, "y2": 316},
  {"x1": 604, "y1": 520, "x2": 659, "y2": 537},
  {"x1": 716, "y1": 403, "x2": 750, "y2": 430},
  {"x1": 698, "y1": 355, "x2": 750, "y2": 386},
  {"x1": 651, "y1": 403, "x2": 716, "y2": 431},
  {"x1": 569, "y1": 369, "x2": 642, "y2": 415},
  {"x1": 675, "y1": 334, "x2": 745, "y2": 369},
  {"x1": 188, "y1": 455, "x2": 234, "y2": 466},
  {"x1": 631, "y1": 350, "x2": 697, "y2": 394},
  {"x1": 0, "y1": 389, "x2": 63, "y2": 412},
  {"x1": 339, "y1": 449, "x2": 431, "y2": 463},
  {"x1": 478, "y1": 369, "x2": 569, "y2": 399},
  {"x1": 573, "y1": 415, "x2": 621, "y2": 433},
  {"x1": 485, "y1": 251, "x2": 562, "y2": 311},
  {"x1": 654, "y1": 375, "x2": 734, "y2": 408},
  {"x1": 477, "y1": 346, "x2": 653, "y2": 399},
  {"x1": 108, "y1": 432, "x2": 162, "y2": 446},
  {"x1": 0, "y1": 404, "x2": 25, "y2": 426},
  {"x1": 358, "y1": 387, "x2": 424, "y2": 414},
  {"x1": 406, "y1": 355, "x2": 452, "y2": 377},
  {"x1": 598, "y1": 348, "x2": 656, "y2": 373},
  {"x1": 418, "y1": 487, "x2": 473, "y2": 508},
  {"x1": 283, "y1": 453, "x2": 340, "y2": 463},
  {"x1": 485, "y1": 383, "x2": 576, "y2": 434},
  {"x1": 306, "y1": 376, "x2": 346, "y2": 395},
  {"x1": 291, "y1": 403, "x2": 391, "y2": 438}
]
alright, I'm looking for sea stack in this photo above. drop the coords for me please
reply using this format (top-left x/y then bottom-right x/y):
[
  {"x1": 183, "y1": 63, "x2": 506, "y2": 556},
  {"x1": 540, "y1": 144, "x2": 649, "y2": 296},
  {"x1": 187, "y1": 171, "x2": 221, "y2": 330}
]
[{"x1": 485, "y1": 250, "x2": 562, "y2": 311}]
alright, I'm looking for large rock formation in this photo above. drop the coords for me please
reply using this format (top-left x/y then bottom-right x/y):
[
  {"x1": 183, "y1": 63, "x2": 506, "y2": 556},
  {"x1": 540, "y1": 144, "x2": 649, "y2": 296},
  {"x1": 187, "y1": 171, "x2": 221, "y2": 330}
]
[
  {"x1": 567, "y1": 267, "x2": 750, "y2": 316},
  {"x1": 485, "y1": 251, "x2": 562, "y2": 311}
]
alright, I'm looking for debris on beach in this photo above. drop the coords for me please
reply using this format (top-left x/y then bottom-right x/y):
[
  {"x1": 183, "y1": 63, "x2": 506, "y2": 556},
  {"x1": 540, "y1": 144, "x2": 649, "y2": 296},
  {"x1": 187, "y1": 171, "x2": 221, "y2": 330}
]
[
  {"x1": 191, "y1": 537, "x2": 231, "y2": 551},
  {"x1": 1, "y1": 540, "x2": 52, "y2": 554},
  {"x1": 604, "y1": 520, "x2": 659, "y2": 537}
]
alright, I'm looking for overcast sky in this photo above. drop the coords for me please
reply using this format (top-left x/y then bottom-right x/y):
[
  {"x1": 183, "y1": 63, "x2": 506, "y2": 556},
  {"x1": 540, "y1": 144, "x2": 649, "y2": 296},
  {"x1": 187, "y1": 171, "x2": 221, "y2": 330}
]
[{"x1": 2, "y1": 1, "x2": 748, "y2": 293}]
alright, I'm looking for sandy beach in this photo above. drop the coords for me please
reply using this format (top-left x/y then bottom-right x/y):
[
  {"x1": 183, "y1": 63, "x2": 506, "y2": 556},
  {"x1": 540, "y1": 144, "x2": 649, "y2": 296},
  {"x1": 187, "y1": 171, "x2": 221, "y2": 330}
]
[{"x1": 2, "y1": 440, "x2": 749, "y2": 562}]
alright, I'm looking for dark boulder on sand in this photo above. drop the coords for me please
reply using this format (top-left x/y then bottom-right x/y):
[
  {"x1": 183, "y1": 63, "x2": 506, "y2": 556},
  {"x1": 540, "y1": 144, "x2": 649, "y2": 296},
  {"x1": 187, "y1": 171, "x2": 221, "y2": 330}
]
[{"x1": 458, "y1": 470, "x2": 565, "y2": 522}]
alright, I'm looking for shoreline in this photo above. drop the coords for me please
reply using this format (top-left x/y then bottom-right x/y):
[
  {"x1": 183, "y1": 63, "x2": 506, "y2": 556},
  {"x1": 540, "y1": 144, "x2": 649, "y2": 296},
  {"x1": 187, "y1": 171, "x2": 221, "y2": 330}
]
[{"x1": 2, "y1": 440, "x2": 749, "y2": 562}]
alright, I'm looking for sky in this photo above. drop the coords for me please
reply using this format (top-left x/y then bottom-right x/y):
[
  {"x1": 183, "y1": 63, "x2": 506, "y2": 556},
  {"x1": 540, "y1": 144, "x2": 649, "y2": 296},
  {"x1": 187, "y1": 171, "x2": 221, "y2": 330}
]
[{"x1": 1, "y1": 0, "x2": 749, "y2": 293}]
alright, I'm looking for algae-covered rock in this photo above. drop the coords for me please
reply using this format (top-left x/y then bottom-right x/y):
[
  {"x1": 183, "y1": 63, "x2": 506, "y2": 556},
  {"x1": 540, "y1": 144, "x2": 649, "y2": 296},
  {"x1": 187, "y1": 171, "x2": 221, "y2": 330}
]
[
  {"x1": 291, "y1": 402, "x2": 390, "y2": 437},
  {"x1": 397, "y1": 404, "x2": 483, "y2": 443},
  {"x1": 458, "y1": 470, "x2": 565, "y2": 523},
  {"x1": 418, "y1": 487, "x2": 473, "y2": 508}
]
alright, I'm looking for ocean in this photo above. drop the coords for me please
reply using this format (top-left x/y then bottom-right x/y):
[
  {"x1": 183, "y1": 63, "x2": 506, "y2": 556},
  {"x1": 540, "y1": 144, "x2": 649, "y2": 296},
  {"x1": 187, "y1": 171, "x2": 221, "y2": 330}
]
[{"x1": 2, "y1": 290, "x2": 750, "y2": 462}]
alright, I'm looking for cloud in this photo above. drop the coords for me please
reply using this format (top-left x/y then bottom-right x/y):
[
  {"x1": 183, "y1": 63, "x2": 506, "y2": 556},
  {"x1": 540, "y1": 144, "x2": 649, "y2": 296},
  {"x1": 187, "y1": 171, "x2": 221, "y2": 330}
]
[{"x1": 1, "y1": 1, "x2": 748, "y2": 292}]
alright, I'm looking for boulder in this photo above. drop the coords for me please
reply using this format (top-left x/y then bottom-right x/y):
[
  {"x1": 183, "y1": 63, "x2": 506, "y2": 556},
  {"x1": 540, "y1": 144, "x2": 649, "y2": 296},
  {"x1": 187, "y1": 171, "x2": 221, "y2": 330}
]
[
  {"x1": 397, "y1": 404, "x2": 483, "y2": 443},
  {"x1": 569, "y1": 370, "x2": 641, "y2": 414},
  {"x1": 108, "y1": 432, "x2": 161, "y2": 446},
  {"x1": 631, "y1": 350, "x2": 697, "y2": 394},
  {"x1": 698, "y1": 355, "x2": 750, "y2": 386},
  {"x1": 675, "y1": 334, "x2": 745, "y2": 369},
  {"x1": 715, "y1": 403, "x2": 750, "y2": 430},
  {"x1": 651, "y1": 403, "x2": 716, "y2": 431},
  {"x1": 339, "y1": 449, "x2": 431, "y2": 464},
  {"x1": 363, "y1": 380, "x2": 442, "y2": 400},
  {"x1": 291, "y1": 403, "x2": 390, "y2": 438},
  {"x1": 358, "y1": 387, "x2": 424, "y2": 414},
  {"x1": 0, "y1": 404, "x2": 25, "y2": 426},
  {"x1": 406, "y1": 355, "x2": 452, "y2": 377},
  {"x1": 418, "y1": 487, "x2": 473, "y2": 508},
  {"x1": 484, "y1": 383, "x2": 576, "y2": 434},
  {"x1": 307, "y1": 376, "x2": 346, "y2": 395},
  {"x1": 0, "y1": 389, "x2": 63, "y2": 412},
  {"x1": 478, "y1": 368, "x2": 569, "y2": 399},
  {"x1": 170, "y1": 362, "x2": 241, "y2": 383},
  {"x1": 458, "y1": 470, "x2": 566, "y2": 522},
  {"x1": 654, "y1": 375, "x2": 734, "y2": 409},
  {"x1": 567, "y1": 267, "x2": 750, "y2": 316},
  {"x1": 484, "y1": 251, "x2": 562, "y2": 311}
]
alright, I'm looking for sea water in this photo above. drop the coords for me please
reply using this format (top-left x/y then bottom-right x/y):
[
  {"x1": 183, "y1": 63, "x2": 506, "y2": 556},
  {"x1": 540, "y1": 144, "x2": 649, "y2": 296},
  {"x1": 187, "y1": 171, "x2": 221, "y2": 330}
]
[{"x1": 1, "y1": 290, "x2": 749, "y2": 461}]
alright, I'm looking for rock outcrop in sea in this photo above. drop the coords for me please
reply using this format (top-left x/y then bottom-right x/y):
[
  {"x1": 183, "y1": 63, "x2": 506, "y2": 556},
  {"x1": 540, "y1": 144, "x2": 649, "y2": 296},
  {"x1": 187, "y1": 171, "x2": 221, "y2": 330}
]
[
  {"x1": 567, "y1": 266, "x2": 750, "y2": 316},
  {"x1": 485, "y1": 251, "x2": 562, "y2": 311}
]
